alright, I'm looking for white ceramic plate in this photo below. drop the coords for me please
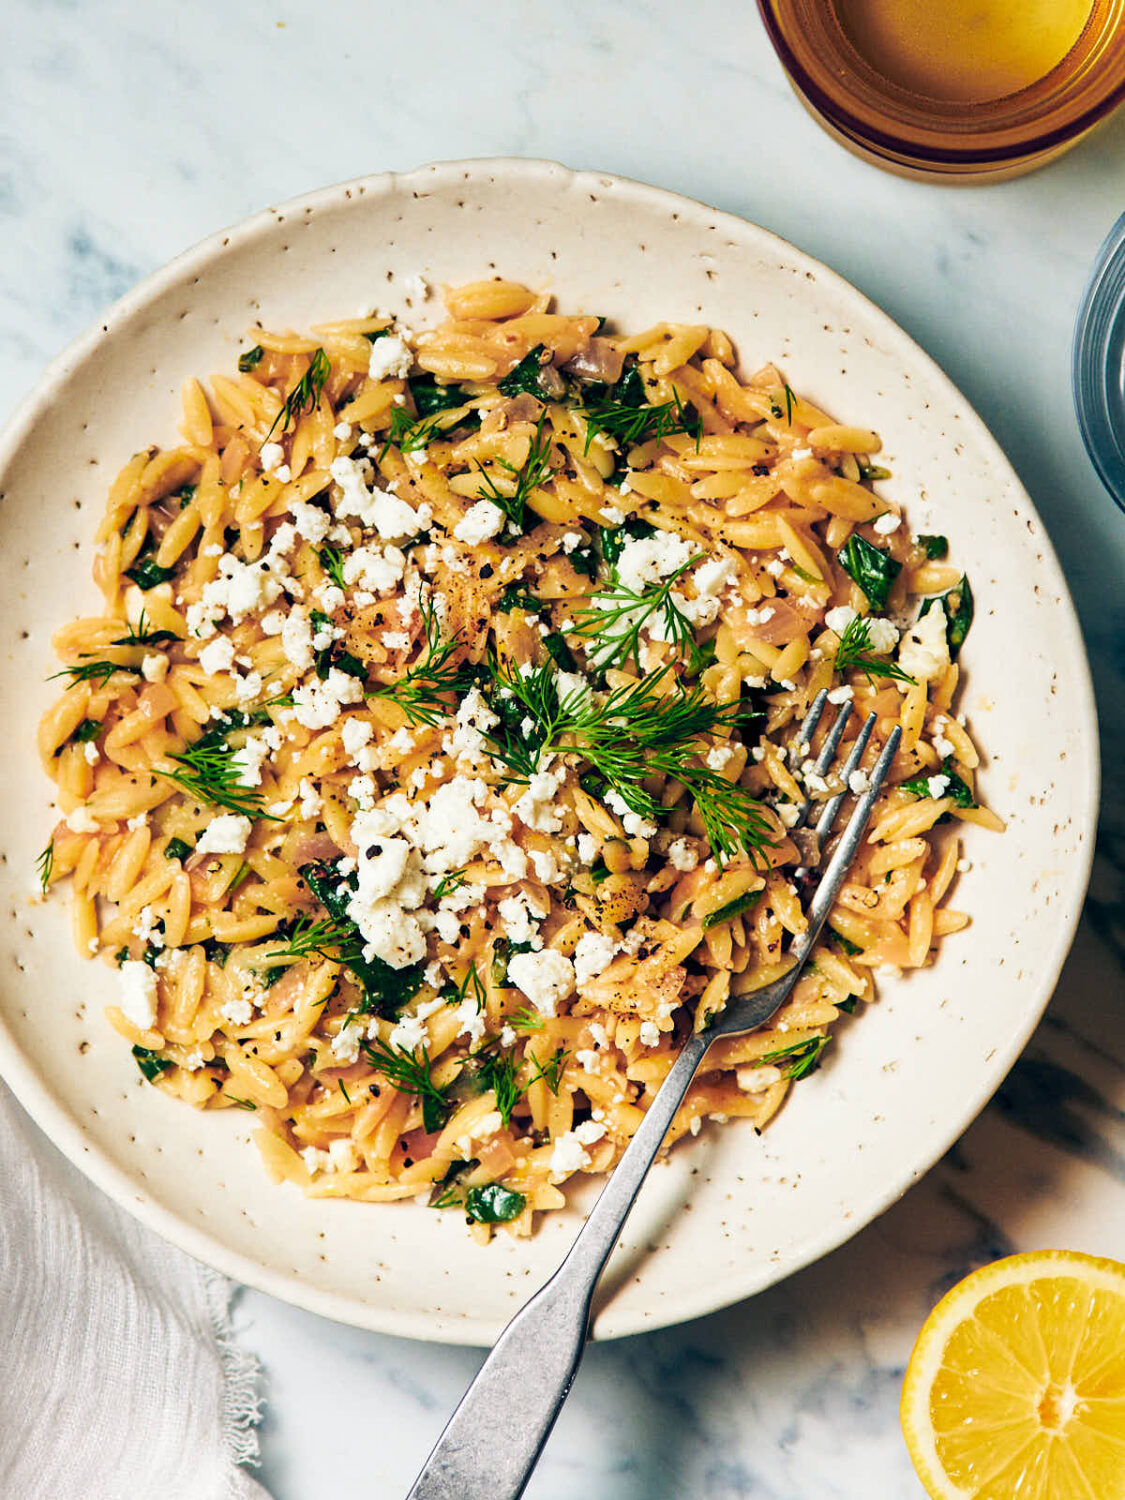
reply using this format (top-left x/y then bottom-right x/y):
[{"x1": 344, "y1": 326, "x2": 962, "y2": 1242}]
[{"x1": 0, "y1": 159, "x2": 1098, "y2": 1345}]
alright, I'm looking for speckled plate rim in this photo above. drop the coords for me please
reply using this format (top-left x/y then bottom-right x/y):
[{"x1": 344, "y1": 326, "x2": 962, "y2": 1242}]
[{"x1": 0, "y1": 158, "x2": 1099, "y2": 1344}]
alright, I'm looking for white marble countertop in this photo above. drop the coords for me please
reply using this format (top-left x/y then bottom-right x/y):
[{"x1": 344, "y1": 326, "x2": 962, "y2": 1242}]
[{"x1": 4, "y1": 3, "x2": 1125, "y2": 1495}]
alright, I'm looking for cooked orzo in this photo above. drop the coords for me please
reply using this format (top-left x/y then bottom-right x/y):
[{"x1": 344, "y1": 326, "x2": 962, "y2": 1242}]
[{"x1": 36, "y1": 278, "x2": 1001, "y2": 1238}]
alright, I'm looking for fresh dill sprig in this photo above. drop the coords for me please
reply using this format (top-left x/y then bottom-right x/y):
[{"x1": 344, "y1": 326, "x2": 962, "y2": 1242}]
[
  {"x1": 483, "y1": 661, "x2": 774, "y2": 864},
  {"x1": 366, "y1": 597, "x2": 465, "y2": 726},
  {"x1": 361, "y1": 1035, "x2": 451, "y2": 1133},
  {"x1": 317, "y1": 544, "x2": 347, "y2": 591},
  {"x1": 378, "y1": 404, "x2": 456, "y2": 461},
  {"x1": 571, "y1": 554, "x2": 702, "y2": 671},
  {"x1": 528, "y1": 1046, "x2": 569, "y2": 1094},
  {"x1": 580, "y1": 388, "x2": 702, "y2": 454},
  {"x1": 155, "y1": 721, "x2": 276, "y2": 820},
  {"x1": 49, "y1": 659, "x2": 141, "y2": 689},
  {"x1": 758, "y1": 1034, "x2": 829, "y2": 1080},
  {"x1": 432, "y1": 869, "x2": 467, "y2": 901},
  {"x1": 449, "y1": 959, "x2": 487, "y2": 1012},
  {"x1": 833, "y1": 616, "x2": 916, "y2": 685},
  {"x1": 36, "y1": 839, "x2": 54, "y2": 894},
  {"x1": 510, "y1": 1006, "x2": 545, "y2": 1032},
  {"x1": 474, "y1": 410, "x2": 553, "y2": 533},
  {"x1": 110, "y1": 610, "x2": 179, "y2": 648},
  {"x1": 476, "y1": 1048, "x2": 524, "y2": 1128},
  {"x1": 263, "y1": 347, "x2": 331, "y2": 444}
]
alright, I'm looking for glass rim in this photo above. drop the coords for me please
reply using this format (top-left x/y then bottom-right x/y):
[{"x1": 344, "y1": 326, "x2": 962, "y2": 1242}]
[
  {"x1": 1073, "y1": 212, "x2": 1125, "y2": 515},
  {"x1": 755, "y1": 0, "x2": 1125, "y2": 168}
]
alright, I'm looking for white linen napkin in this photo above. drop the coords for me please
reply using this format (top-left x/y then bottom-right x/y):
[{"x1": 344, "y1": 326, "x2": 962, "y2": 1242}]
[{"x1": 0, "y1": 1081, "x2": 272, "y2": 1500}]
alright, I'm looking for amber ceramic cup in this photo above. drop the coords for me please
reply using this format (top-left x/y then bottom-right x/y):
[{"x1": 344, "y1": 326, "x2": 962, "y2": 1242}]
[{"x1": 756, "y1": 0, "x2": 1125, "y2": 180}]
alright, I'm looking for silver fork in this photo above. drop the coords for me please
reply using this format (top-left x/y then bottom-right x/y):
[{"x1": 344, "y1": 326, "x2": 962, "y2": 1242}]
[{"x1": 407, "y1": 699, "x2": 901, "y2": 1500}]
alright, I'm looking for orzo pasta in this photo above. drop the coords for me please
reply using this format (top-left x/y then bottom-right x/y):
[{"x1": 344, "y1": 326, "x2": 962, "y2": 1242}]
[{"x1": 36, "y1": 279, "x2": 1001, "y2": 1239}]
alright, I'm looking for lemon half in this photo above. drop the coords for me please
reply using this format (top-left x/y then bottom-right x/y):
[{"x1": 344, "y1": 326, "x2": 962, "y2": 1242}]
[{"x1": 901, "y1": 1250, "x2": 1125, "y2": 1499}]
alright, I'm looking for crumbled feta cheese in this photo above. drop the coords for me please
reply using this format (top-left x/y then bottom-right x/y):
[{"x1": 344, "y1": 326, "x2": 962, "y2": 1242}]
[
  {"x1": 865, "y1": 617, "x2": 899, "y2": 655},
  {"x1": 389, "y1": 1011, "x2": 429, "y2": 1051},
  {"x1": 290, "y1": 499, "x2": 332, "y2": 547},
  {"x1": 576, "y1": 833, "x2": 598, "y2": 864},
  {"x1": 327, "y1": 1138, "x2": 359, "y2": 1173},
  {"x1": 331, "y1": 1022, "x2": 361, "y2": 1065},
  {"x1": 260, "y1": 441, "x2": 285, "y2": 473},
  {"x1": 705, "y1": 743, "x2": 735, "y2": 770},
  {"x1": 604, "y1": 788, "x2": 657, "y2": 840},
  {"x1": 367, "y1": 333, "x2": 413, "y2": 381},
  {"x1": 141, "y1": 653, "x2": 169, "y2": 683},
  {"x1": 638, "y1": 1020, "x2": 661, "y2": 1047},
  {"x1": 872, "y1": 511, "x2": 901, "y2": 535},
  {"x1": 827, "y1": 684, "x2": 854, "y2": 704},
  {"x1": 550, "y1": 1130, "x2": 593, "y2": 1177},
  {"x1": 825, "y1": 604, "x2": 858, "y2": 637},
  {"x1": 514, "y1": 762, "x2": 567, "y2": 833},
  {"x1": 848, "y1": 769, "x2": 870, "y2": 795},
  {"x1": 614, "y1": 531, "x2": 696, "y2": 594},
  {"x1": 573, "y1": 931, "x2": 619, "y2": 986},
  {"x1": 83, "y1": 741, "x2": 99, "y2": 764},
  {"x1": 186, "y1": 558, "x2": 284, "y2": 639},
  {"x1": 118, "y1": 962, "x2": 158, "y2": 1030},
  {"x1": 65, "y1": 806, "x2": 99, "y2": 834},
  {"x1": 341, "y1": 718, "x2": 373, "y2": 761},
  {"x1": 528, "y1": 847, "x2": 564, "y2": 884},
  {"x1": 333, "y1": 421, "x2": 353, "y2": 441},
  {"x1": 455, "y1": 998, "x2": 488, "y2": 1045},
  {"x1": 195, "y1": 814, "x2": 252, "y2": 856},
  {"x1": 898, "y1": 602, "x2": 950, "y2": 683},
  {"x1": 561, "y1": 531, "x2": 584, "y2": 554},
  {"x1": 497, "y1": 891, "x2": 545, "y2": 949},
  {"x1": 342, "y1": 543, "x2": 406, "y2": 595},
  {"x1": 220, "y1": 998, "x2": 253, "y2": 1027},
  {"x1": 507, "y1": 949, "x2": 575, "y2": 1016},
  {"x1": 927, "y1": 774, "x2": 951, "y2": 799},
  {"x1": 667, "y1": 838, "x2": 699, "y2": 872},
  {"x1": 453, "y1": 499, "x2": 505, "y2": 545},
  {"x1": 292, "y1": 667, "x2": 365, "y2": 730}
]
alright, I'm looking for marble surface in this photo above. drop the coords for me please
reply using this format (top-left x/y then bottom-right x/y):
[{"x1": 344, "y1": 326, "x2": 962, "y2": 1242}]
[{"x1": 3, "y1": 3, "x2": 1125, "y2": 1495}]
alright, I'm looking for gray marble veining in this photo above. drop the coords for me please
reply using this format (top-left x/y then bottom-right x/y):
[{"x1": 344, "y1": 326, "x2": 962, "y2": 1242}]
[{"x1": 3, "y1": 2, "x2": 1125, "y2": 1495}]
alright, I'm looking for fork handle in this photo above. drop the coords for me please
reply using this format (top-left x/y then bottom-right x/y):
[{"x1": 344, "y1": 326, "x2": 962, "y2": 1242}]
[{"x1": 406, "y1": 1030, "x2": 711, "y2": 1500}]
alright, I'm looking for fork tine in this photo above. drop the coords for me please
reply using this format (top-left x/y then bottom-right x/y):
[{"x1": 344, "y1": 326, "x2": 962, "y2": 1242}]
[
  {"x1": 793, "y1": 688, "x2": 829, "y2": 755},
  {"x1": 789, "y1": 693, "x2": 851, "y2": 834},
  {"x1": 789, "y1": 723, "x2": 902, "y2": 967},
  {"x1": 812, "y1": 711, "x2": 877, "y2": 845}
]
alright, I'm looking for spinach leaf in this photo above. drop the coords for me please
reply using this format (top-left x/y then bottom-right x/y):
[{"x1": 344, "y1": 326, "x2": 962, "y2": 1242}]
[
  {"x1": 542, "y1": 632, "x2": 577, "y2": 672},
  {"x1": 491, "y1": 936, "x2": 535, "y2": 987},
  {"x1": 463, "y1": 1183, "x2": 527, "y2": 1224},
  {"x1": 498, "y1": 583, "x2": 542, "y2": 614},
  {"x1": 238, "y1": 345, "x2": 264, "y2": 373},
  {"x1": 498, "y1": 344, "x2": 550, "y2": 399},
  {"x1": 132, "y1": 1046, "x2": 172, "y2": 1082},
  {"x1": 702, "y1": 889, "x2": 762, "y2": 931},
  {"x1": 919, "y1": 574, "x2": 973, "y2": 658},
  {"x1": 900, "y1": 756, "x2": 975, "y2": 808},
  {"x1": 409, "y1": 373, "x2": 469, "y2": 417},
  {"x1": 601, "y1": 516, "x2": 655, "y2": 567},
  {"x1": 70, "y1": 718, "x2": 102, "y2": 744},
  {"x1": 301, "y1": 862, "x2": 425, "y2": 1017},
  {"x1": 836, "y1": 534, "x2": 901, "y2": 610},
  {"x1": 124, "y1": 542, "x2": 177, "y2": 592},
  {"x1": 917, "y1": 534, "x2": 948, "y2": 560}
]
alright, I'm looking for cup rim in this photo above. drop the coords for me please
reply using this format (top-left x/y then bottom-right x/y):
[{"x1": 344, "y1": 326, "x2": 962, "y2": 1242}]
[{"x1": 756, "y1": 0, "x2": 1125, "y2": 168}]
